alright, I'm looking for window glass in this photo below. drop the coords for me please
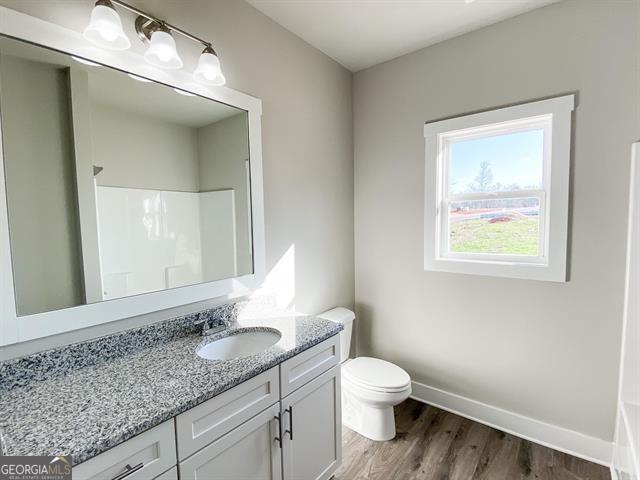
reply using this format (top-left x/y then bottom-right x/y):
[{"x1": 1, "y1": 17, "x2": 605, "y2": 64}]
[
  {"x1": 448, "y1": 197, "x2": 541, "y2": 256},
  {"x1": 448, "y1": 129, "x2": 544, "y2": 195}
]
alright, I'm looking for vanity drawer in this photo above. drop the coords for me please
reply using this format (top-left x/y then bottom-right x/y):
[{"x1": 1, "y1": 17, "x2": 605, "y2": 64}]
[
  {"x1": 73, "y1": 420, "x2": 176, "y2": 480},
  {"x1": 175, "y1": 366, "x2": 279, "y2": 460},
  {"x1": 280, "y1": 335, "x2": 340, "y2": 397}
]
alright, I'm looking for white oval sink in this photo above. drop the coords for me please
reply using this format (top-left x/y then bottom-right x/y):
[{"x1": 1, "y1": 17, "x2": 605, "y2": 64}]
[{"x1": 197, "y1": 329, "x2": 281, "y2": 361}]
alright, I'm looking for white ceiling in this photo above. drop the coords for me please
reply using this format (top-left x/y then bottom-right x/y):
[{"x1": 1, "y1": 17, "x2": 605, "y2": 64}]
[{"x1": 246, "y1": 0, "x2": 558, "y2": 72}]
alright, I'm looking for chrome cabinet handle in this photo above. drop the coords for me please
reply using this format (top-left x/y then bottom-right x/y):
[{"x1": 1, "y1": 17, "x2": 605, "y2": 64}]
[
  {"x1": 274, "y1": 412, "x2": 283, "y2": 447},
  {"x1": 111, "y1": 463, "x2": 143, "y2": 480},
  {"x1": 285, "y1": 406, "x2": 293, "y2": 440}
]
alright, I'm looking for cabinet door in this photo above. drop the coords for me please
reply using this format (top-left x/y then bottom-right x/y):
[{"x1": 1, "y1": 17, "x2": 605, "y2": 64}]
[
  {"x1": 179, "y1": 403, "x2": 282, "y2": 480},
  {"x1": 282, "y1": 365, "x2": 341, "y2": 480}
]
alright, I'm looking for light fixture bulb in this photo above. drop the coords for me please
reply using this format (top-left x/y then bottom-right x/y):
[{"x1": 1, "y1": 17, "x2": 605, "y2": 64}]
[
  {"x1": 83, "y1": 1, "x2": 131, "y2": 51},
  {"x1": 193, "y1": 47, "x2": 226, "y2": 86},
  {"x1": 144, "y1": 29, "x2": 183, "y2": 69}
]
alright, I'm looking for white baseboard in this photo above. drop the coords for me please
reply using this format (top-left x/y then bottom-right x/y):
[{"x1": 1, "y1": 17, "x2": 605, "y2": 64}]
[{"x1": 410, "y1": 380, "x2": 613, "y2": 467}]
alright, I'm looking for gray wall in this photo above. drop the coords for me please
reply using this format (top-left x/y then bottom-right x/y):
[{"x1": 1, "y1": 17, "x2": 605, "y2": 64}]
[
  {"x1": 198, "y1": 113, "x2": 252, "y2": 276},
  {"x1": 353, "y1": 0, "x2": 639, "y2": 441},
  {"x1": 0, "y1": 55, "x2": 84, "y2": 316},
  {"x1": 91, "y1": 103, "x2": 200, "y2": 192},
  {"x1": 0, "y1": 0, "x2": 353, "y2": 359}
]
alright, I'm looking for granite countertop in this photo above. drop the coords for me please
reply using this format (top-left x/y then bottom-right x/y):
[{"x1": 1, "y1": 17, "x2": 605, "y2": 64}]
[{"x1": 0, "y1": 306, "x2": 342, "y2": 465}]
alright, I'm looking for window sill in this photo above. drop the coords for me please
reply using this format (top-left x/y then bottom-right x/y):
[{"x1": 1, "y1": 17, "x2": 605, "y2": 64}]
[{"x1": 424, "y1": 256, "x2": 567, "y2": 282}]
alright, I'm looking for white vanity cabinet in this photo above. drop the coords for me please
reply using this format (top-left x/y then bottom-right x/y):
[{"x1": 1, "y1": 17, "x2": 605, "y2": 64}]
[
  {"x1": 75, "y1": 336, "x2": 341, "y2": 480},
  {"x1": 279, "y1": 334, "x2": 340, "y2": 397},
  {"x1": 179, "y1": 403, "x2": 283, "y2": 480},
  {"x1": 178, "y1": 335, "x2": 341, "y2": 480},
  {"x1": 175, "y1": 367, "x2": 280, "y2": 460},
  {"x1": 281, "y1": 366, "x2": 341, "y2": 480},
  {"x1": 153, "y1": 467, "x2": 178, "y2": 480},
  {"x1": 179, "y1": 366, "x2": 341, "y2": 480},
  {"x1": 73, "y1": 421, "x2": 177, "y2": 480}
]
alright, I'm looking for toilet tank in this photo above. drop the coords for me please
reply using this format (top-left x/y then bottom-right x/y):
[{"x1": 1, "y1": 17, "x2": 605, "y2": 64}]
[{"x1": 317, "y1": 307, "x2": 355, "y2": 363}]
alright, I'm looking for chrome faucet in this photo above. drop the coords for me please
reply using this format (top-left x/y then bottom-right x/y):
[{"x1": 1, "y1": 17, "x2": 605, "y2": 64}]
[{"x1": 195, "y1": 314, "x2": 232, "y2": 336}]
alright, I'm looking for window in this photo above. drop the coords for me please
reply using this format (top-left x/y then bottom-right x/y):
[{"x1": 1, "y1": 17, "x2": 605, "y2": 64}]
[{"x1": 423, "y1": 95, "x2": 574, "y2": 281}]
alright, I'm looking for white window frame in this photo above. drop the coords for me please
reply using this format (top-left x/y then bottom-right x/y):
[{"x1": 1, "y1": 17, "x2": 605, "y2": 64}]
[{"x1": 424, "y1": 95, "x2": 574, "y2": 282}]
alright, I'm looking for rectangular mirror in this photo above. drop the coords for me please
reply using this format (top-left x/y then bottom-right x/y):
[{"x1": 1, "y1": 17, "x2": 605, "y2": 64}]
[{"x1": 0, "y1": 36, "x2": 254, "y2": 317}]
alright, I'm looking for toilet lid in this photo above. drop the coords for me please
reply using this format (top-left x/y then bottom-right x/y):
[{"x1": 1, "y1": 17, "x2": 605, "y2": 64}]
[{"x1": 342, "y1": 357, "x2": 410, "y2": 392}]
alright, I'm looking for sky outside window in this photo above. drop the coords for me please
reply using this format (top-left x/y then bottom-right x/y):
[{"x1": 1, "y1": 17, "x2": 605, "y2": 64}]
[{"x1": 448, "y1": 129, "x2": 544, "y2": 195}]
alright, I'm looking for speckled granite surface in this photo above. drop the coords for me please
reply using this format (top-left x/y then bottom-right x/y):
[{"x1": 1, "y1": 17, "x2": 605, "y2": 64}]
[{"x1": 0, "y1": 305, "x2": 342, "y2": 465}]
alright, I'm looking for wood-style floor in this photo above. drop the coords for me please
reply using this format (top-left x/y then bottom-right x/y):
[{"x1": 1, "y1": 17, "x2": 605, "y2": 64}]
[{"x1": 333, "y1": 399, "x2": 609, "y2": 480}]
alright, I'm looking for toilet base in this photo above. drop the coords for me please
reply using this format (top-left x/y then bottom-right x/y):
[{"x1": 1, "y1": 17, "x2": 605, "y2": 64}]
[
  {"x1": 343, "y1": 402, "x2": 397, "y2": 441},
  {"x1": 342, "y1": 386, "x2": 405, "y2": 441}
]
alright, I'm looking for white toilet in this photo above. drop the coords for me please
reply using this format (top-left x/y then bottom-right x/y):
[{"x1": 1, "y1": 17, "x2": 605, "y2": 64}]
[{"x1": 318, "y1": 307, "x2": 412, "y2": 441}]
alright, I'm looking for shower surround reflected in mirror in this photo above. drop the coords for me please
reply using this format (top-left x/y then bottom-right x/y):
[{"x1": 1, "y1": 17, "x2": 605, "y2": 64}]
[{"x1": 0, "y1": 36, "x2": 253, "y2": 316}]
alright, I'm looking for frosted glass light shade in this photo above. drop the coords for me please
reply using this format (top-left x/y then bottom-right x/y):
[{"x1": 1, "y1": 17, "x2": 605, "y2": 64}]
[
  {"x1": 83, "y1": 4, "x2": 130, "y2": 51},
  {"x1": 193, "y1": 51, "x2": 226, "y2": 86},
  {"x1": 144, "y1": 30, "x2": 183, "y2": 69}
]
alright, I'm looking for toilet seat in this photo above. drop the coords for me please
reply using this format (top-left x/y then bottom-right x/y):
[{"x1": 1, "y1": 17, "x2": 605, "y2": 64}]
[{"x1": 342, "y1": 357, "x2": 411, "y2": 393}]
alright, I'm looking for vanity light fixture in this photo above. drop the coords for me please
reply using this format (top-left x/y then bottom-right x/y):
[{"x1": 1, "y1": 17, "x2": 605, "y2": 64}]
[
  {"x1": 142, "y1": 23, "x2": 183, "y2": 69},
  {"x1": 83, "y1": 0, "x2": 226, "y2": 85},
  {"x1": 135, "y1": 16, "x2": 183, "y2": 70},
  {"x1": 83, "y1": 0, "x2": 130, "y2": 51},
  {"x1": 193, "y1": 46, "x2": 226, "y2": 86}
]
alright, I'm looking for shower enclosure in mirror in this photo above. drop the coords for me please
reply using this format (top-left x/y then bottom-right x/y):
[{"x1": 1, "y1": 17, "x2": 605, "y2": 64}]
[{"x1": 0, "y1": 7, "x2": 264, "y2": 345}]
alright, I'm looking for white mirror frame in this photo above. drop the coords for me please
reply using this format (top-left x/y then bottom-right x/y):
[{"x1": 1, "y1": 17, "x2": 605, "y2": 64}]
[{"x1": 0, "y1": 7, "x2": 265, "y2": 346}]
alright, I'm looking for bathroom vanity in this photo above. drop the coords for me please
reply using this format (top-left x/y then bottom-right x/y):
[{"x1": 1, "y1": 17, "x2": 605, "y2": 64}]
[{"x1": 0, "y1": 307, "x2": 343, "y2": 480}]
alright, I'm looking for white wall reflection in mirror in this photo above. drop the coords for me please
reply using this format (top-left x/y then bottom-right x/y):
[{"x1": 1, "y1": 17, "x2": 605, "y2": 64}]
[{"x1": 0, "y1": 36, "x2": 253, "y2": 316}]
